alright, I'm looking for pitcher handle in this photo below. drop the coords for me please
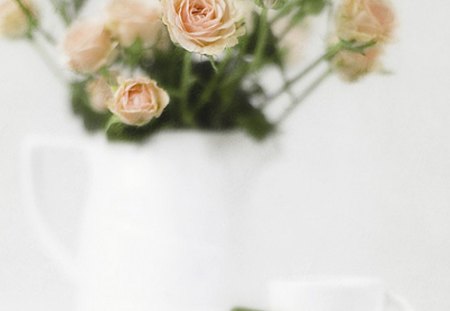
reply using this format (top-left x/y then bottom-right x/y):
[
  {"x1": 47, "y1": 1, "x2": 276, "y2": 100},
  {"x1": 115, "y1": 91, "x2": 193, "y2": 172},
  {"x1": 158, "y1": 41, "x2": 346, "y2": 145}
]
[
  {"x1": 20, "y1": 136, "x2": 90, "y2": 284},
  {"x1": 386, "y1": 292, "x2": 415, "y2": 311}
]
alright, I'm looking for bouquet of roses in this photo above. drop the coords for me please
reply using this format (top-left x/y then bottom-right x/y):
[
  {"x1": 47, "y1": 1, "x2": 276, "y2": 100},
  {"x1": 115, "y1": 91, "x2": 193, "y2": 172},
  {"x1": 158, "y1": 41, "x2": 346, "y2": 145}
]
[{"x1": 0, "y1": 0, "x2": 395, "y2": 141}]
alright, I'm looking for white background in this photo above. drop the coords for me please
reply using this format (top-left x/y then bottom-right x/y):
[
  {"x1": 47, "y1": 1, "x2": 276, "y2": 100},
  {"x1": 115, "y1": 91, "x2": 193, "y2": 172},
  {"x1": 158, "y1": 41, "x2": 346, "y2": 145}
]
[{"x1": 1, "y1": 0, "x2": 450, "y2": 310}]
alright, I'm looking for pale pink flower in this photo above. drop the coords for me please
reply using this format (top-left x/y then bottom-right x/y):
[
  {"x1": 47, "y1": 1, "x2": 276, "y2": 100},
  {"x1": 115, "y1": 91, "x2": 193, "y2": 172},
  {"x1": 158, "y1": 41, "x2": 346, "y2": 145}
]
[
  {"x1": 0, "y1": 0, "x2": 36, "y2": 39},
  {"x1": 109, "y1": 77, "x2": 169, "y2": 126},
  {"x1": 106, "y1": 0, "x2": 163, "y2": 48},
  {"x1": 86, "y1": 77, "x2": 114, "y2": 113},
  {"x1": 161, "y1": 0, "x2": 245, "y2": 55},
  {"x1": 63, "y1": 20, "x2": 117, "y2": 74},
  {"x1": 336, "y1": 0, "x2": 395, "y2": 43},
  {"x1": 333, "y1": 46, "x2": 382, "y2": 81}
]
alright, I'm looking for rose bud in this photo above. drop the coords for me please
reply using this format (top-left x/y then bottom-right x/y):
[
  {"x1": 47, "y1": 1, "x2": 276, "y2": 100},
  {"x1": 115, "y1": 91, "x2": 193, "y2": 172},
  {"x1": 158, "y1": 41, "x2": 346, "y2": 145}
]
[
  {"x1": 63, "y1": 19, "x2": 117, "y2": 74},
  {"x1": 331, "y1": 0, "x2": 395, "y2": 81},
  {"x1": 109, "y1": 77, "x2": 169, "y2": 126},
  {"x1": 336, "y1": 0, "x2": 395, "y2": 44},
  {"x1": 333, "y1": 45, "x2": 382, "y2": 81},
  {"x1": 0, "y1": 0, "x2": 37, "y2": 39},
  {"x1": 106, "y1": 0, "x2": 164, "y2": 48},
  {"x1": 86, "y1": 77, "x2": 114, "y2": 113},
  {"x1": 161, "y1": 0, "x2": 245, "y2": 55}
]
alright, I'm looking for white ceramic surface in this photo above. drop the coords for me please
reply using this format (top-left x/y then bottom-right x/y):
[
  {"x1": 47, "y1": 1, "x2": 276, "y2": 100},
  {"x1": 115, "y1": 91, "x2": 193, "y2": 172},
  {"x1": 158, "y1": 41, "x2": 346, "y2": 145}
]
[
  {"x1": 269, "y1": 277, "x2": 414, "y2": 311},
  {"x1": 21, "y1": 131, "x2": 275, "y2": 311}
]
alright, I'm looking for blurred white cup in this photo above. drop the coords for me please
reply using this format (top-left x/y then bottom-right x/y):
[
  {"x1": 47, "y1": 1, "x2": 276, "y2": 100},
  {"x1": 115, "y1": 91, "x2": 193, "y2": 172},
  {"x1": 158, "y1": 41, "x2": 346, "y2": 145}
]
[{"x1": 268, "y1": 277, "x2": 415, "y2": 311}]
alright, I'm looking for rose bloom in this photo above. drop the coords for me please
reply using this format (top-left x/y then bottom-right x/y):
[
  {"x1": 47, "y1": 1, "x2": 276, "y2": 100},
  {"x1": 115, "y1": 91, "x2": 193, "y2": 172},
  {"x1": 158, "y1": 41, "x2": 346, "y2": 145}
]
[
  {"x1": 109, "y1": 77, "x2": 169, "y2": 126},
  {"x1": 0, "y1": 0, "x2": 37, "y2": 39},
  {"x1": 161, "y1": 0, "x2": 245, "y2": 55},
  {"x1": 63, "y1": 20, "x2": 117, "y2": 74},
  {"x1": 86, "y1": 77, "x2": 114, "y2": 113},
  {"x1": 336, "y1": 0, "x2": 395, "y2": 43},
  {"x1": 333, "y1": 46, "x2": 382, "y2": 81},
  {"x1": 106, "y1": 0, "x2": 163, "y2": 48}
]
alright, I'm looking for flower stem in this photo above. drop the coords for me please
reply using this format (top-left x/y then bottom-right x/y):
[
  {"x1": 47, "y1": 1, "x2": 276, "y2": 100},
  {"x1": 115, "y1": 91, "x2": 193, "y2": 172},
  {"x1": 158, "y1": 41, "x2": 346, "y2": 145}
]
[
  {"x1": 14, "y1": 0, "x2": 56, "y2": 45},
  {"x1": 30, "y1": 38, "x2": 66, "y2": 82},
  {"x1": 49, "y1": 0, "x2": 72, "y2": 26},
  {"x1": 276, "y1": 67, "x2": 332, "y2": 124},
  {"x1": 270, "y1": 1, "x2": 298, "y2": 24},
  {"x1": 249, "y1": 7, "x2": 269, "y2": 72},
  {"x1": 180, "y1": 52, "x2": 195, "y2": 125},
  {"x1": 266, "y1": 42, "x2": 343, "y2": 102},
  {"x1": 195, "y1": 50, "x2": 233, "y2": 112}
]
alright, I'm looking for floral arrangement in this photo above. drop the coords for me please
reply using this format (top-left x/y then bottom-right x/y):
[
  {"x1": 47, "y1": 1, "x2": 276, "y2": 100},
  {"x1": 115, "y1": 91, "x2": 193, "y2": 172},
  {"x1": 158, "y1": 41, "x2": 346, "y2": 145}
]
[{"x1": 1, "y1": 0, "x2": 395, "y2": 141}]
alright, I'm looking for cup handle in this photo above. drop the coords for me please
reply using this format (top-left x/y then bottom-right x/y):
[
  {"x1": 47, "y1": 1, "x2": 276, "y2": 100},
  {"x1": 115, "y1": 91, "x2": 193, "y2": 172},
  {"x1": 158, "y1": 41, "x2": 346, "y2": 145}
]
[
  {"x1": 386, "y1": 292, "x2": 415, "y2": 311},
  {"x1": 20, "y1": 136, "x2": 90, "y2": 284}
]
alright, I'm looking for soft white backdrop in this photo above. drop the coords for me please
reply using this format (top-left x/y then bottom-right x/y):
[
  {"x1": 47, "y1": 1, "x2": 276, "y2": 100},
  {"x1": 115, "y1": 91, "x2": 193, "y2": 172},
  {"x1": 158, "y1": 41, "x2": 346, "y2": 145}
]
[{"x1": 1, "y1": 0, "x2": 450, "y2": 310}]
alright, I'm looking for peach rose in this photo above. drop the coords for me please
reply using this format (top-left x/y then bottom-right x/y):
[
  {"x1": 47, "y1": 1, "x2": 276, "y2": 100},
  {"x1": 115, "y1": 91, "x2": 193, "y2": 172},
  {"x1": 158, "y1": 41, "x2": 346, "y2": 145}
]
[
  {"x1": 106, "y1": 0, "x2": 163, "y2": 48},
  {"x1": 86, "y1": 77, "x2": 114, "y2": 113},
  {"x1": 333, "y1": 46, "x2": 382, "y2": 81},
  {"x1": 63, "y1": 20, "x2": 117, "y2": 74},
  {"x1": 109, "y1": 77, "x2": 169, "y2": 126},
  {"x1": 0, "y1": 0, "x2": 36, "y2": 39},
  {"x1": 336, "y1": 0, "x2": 395, "y2": 43},
  {"x1": 161, "y1": 0, "x2": 245, "y2": 55}
]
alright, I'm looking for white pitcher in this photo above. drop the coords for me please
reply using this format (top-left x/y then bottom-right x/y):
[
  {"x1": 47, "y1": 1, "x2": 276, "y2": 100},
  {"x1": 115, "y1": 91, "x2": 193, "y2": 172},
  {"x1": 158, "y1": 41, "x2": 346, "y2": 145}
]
[{"x1": 21, "y1": 131, "x2": 275, "y2": 311}]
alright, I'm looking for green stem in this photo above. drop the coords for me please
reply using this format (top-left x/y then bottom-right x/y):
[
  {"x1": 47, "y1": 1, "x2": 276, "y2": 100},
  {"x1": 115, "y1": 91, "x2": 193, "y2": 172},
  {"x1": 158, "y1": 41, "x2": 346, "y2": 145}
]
[
  {"x1": 270, "y1": 1, "x2": 298, "y2": 24},
  {"x1": 14, "y1": 0, "x2": 56, "y2": 44},
  {"x1": 180, "y1": 52, "x2": 195, "y2": 125},
  {"x1": 276, "y1": 68, "x2": 332, "y2": 124},
  {"x1": 49, "y1": 0, "x2": 72, "y2": 26},
  {"x1": 208, "y1": 55, "x2": 219, "y2": 72},
  {"x1": 249, "y1": 7, "x2": 269, "y2": 72},
  {"x1": 266, "y1": 42, "x2": 343, "y2": 102},
  {"x1": 219, "y1": 8, "x2": 270, "y2": 105},
  {"x1": 195, "y1": 50, "x2": 233, "y2": 112},
  {"x1": 36, "y1": 27, "x2": 56, "y2": 45},
  {"x1": 30, "y1": 38, "x2": 66, "y2": 81}
]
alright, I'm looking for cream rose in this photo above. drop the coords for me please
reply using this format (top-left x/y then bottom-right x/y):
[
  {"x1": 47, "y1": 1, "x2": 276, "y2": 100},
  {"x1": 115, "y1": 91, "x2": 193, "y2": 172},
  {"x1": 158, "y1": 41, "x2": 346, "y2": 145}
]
[
  {"x1": 109, "y1": 77, "x2": 170, "y2": 126},
  {"x1": 106, "y1": 0, "x2": 163, "y2": 48},
  {"x1": 86, "y1": 77, "x2": 114, "y2": 113},
  {"x1": 333, "y1": 46, "x2": 382, "y2": 81},
  {"x1": 332, "y1": 0, "x2": 395, "y2": 81},
  {"x1": 336, "y1": 0, "x2": 395, "y2": 43},
  {"x1": 161, "y1": 0, "x2": 245, "y2": 55},
  {"x1": 63, "y1": 20, "x2": 117, "y2": 74},
  {"x1": 0, "y1": 0, "x2": 36, "y2": 39}
]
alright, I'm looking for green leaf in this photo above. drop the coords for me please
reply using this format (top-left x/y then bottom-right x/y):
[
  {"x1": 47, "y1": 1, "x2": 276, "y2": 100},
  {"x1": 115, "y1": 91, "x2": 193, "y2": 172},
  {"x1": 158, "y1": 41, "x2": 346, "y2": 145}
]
[
  {"x1": 339, "y1": 38, "x2": 377, "y2": 54},
  {"x1": 235, "y1": 101, "x2": 276, "y2": 141}
]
